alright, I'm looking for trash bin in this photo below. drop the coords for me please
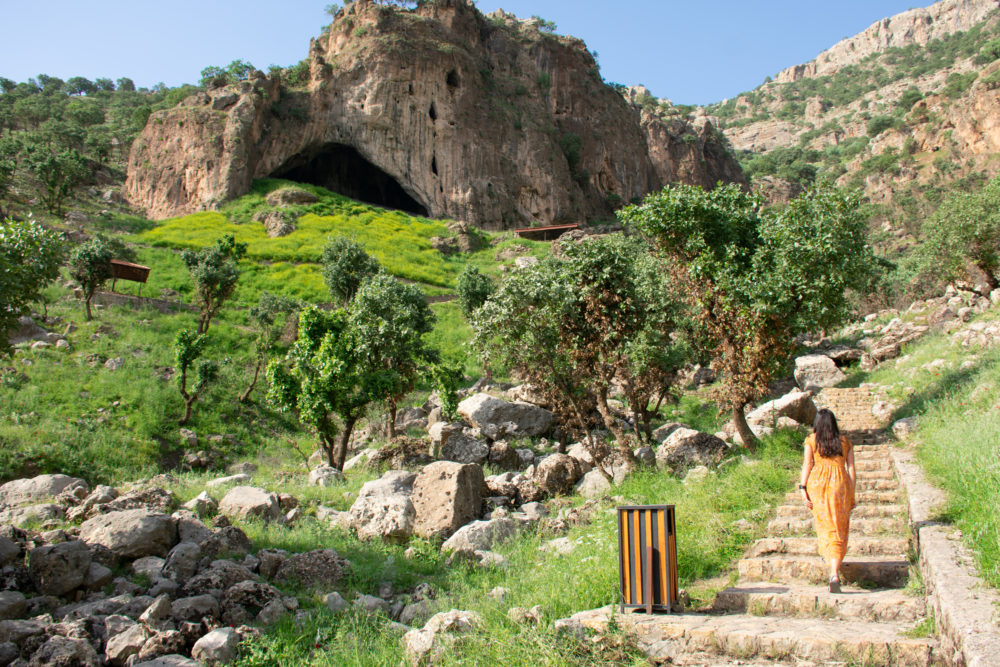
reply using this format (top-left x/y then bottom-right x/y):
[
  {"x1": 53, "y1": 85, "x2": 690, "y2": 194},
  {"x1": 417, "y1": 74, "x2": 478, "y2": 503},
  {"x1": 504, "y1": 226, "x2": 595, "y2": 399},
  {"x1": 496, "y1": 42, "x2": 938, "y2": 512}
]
[{"x1": 617, "y1": 505, "x2": 678, "y2": 613}]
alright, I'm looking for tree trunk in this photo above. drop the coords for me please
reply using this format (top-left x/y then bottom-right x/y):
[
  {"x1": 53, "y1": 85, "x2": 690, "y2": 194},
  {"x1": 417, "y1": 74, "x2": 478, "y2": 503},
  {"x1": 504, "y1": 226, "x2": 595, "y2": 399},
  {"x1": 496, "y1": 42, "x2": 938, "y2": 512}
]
[
  {"x1": 386, "y1": 402, "x2": 397, "y2": 440},
  {"x1": 84, "y1": 293, "x2": 93, "y2": 320},
  {"x1": 322, "y1": 433, "x2": 336, "y2": 468},
  {"x1": 732, "y1": 403, "x2": 758, "y2": 451},
  {"x1": 239, "y1": 359, "x2": 262, "y2": 403},
  {"x1": 180, "y1": 396, "x2": 194, "y2": 425},
  {"x1": 333, "y1": 415, "x2": 358, "y2": 471},
  {"x1": 596, "y1": 387, "x2": 636, "y2": 465}
]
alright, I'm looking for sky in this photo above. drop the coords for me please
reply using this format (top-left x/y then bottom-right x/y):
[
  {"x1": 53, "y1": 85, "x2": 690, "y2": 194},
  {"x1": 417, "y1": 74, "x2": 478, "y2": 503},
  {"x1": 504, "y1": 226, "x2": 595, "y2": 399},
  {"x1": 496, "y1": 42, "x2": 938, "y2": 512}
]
[{"x1": 1, "y1": 0, "x2": 937, "y2": 105}]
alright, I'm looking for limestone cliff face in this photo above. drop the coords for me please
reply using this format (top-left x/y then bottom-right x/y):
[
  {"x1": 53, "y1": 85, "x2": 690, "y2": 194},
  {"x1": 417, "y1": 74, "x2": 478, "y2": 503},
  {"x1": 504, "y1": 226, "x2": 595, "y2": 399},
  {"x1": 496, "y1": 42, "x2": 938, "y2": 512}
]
[
  {"x1": 125, "y1": 0, "x2": 742, "y2": 228},
  {"x1": 775, "y1": 0, "x2": 999, "y2": 83}
]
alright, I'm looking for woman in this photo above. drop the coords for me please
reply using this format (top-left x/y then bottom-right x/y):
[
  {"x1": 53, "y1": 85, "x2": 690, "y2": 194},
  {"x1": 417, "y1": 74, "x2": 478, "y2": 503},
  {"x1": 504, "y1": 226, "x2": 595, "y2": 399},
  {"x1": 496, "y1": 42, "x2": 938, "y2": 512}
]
[{"x1": 799, "y1": 408, "x2": 856, "y2": 593}]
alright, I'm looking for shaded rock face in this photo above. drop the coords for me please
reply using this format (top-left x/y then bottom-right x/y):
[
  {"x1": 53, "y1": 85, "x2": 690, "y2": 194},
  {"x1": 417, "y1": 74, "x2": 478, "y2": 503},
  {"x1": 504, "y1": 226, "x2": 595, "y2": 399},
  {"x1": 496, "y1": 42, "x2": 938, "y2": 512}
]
[{"x1": 125, "y1": 0, "x2": 743, "y2": 228}]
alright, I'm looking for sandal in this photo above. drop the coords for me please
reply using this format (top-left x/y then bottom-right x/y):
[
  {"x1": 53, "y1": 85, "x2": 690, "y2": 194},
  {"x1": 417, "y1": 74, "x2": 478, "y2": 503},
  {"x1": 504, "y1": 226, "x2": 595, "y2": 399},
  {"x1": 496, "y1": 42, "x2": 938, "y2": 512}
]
[{"x1": 829, "y1": 577, "x2": 841, "y2": 594}]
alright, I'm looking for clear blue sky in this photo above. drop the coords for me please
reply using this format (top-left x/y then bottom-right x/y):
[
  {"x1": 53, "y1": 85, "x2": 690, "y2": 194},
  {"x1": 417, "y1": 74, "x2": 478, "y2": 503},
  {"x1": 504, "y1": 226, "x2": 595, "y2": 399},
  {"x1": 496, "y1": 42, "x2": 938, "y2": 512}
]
[{"x1": 2, "y1": 0, "x2": 934, "y2": 105}]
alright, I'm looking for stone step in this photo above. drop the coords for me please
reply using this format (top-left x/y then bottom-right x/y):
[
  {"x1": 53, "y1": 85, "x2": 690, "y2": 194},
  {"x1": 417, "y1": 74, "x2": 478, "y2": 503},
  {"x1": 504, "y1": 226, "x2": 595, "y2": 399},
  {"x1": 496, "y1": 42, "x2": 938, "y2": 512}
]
[
  {"x1": 774, "y1": 503, "x2": 905, "y2": 520},
  {"x1": 563, "y1": 607, "x2": 936, "y2": 666},
  {"x1": 784, "y1": 489, "x2": 901, "y2": 504},
  {"x1": 856, "y1": 459, "x2": 894, "y2": 471},
  {"x1": 857, "y1": 478, "x2": 899, "y2": 491},
  {"x1": 768, "y1": 516, "x2": 904, "y2": 537},
  {"x1": 739, "y1": 554, "x2": 910, "y2": 588},
  {"x1": 712, "y1": 583, "x2": 926, "y2": 623},
  {"x1": 746, "y1": 536, "x2": 909, "y2": 558}
]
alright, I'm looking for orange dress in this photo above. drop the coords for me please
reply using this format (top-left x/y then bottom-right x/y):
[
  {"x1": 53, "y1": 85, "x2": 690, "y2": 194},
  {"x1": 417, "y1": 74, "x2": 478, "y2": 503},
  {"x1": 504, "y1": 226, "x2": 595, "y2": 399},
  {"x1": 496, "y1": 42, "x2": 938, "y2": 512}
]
[{"x1": 805, "y1": 434, "x2": 855, "y2": 561}]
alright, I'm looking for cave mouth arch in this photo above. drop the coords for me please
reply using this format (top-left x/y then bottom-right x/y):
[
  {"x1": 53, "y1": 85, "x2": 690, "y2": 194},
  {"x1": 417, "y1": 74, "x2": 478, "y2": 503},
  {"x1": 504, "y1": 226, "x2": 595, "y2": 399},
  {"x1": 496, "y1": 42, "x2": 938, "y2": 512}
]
[{"x1": 271, "y1": 143, "x2": 428, "y2": 216}]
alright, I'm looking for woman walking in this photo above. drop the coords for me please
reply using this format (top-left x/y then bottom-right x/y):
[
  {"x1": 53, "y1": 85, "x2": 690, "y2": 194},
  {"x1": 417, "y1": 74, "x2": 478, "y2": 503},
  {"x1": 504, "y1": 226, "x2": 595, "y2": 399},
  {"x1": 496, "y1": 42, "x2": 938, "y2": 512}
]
[{"x1": 799, "y1": 408, "x2": 856, "y2": 593}]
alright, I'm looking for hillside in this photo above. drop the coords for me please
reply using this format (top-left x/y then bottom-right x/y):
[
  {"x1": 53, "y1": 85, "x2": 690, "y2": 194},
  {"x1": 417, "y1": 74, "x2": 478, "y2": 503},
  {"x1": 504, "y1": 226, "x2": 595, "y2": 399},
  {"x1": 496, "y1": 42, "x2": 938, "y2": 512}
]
[{"x1": 704, "y1": 0, "x2": 1000, "y2": 260}]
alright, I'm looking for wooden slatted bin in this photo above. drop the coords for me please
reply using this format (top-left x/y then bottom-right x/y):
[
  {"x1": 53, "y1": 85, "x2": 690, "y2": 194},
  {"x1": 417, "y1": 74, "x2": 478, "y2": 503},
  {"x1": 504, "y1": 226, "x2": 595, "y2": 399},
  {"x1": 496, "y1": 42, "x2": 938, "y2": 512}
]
[{"x1": 617, "y1": 505, "x2": 678, "y2": 613}]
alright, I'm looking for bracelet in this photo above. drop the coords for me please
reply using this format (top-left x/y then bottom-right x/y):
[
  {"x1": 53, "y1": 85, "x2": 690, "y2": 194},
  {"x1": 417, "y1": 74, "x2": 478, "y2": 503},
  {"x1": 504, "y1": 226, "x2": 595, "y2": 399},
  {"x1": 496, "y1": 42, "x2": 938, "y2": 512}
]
[{"x1": 798, "y1": 484, "x2": 807, "y2": 490}]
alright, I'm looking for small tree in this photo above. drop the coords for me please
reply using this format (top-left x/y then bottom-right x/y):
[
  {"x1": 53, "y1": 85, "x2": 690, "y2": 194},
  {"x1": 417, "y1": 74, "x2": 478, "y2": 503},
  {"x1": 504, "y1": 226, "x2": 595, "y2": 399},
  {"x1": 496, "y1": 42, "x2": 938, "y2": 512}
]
[
  {"x1": 455, "y1": 264, "x2": 495, "y2": 319},
  {"x1": 320, "y1": 237, "x2": 380, "y2": 304},
  {"x1": 182, "y1": 234, "x2": 248, "y2": 334},
  {"x1": 68, "y1": 236, "x2": 114, "y2": 320},
  {"x1": 430, "y1": 361, "x2": 463, "y2": 420},
  {"x1": 175, "y1": 329, "x2": 219, "y2": 425},
  {"x1": 919, "y1": 174, "x2": 1000, "y2": 293},
  {"x1": 24, "y1": 147, "x2": 87, "y2": 216},
  {"x1": 622, "y1": 183, "x2": 879, "y2": 449},
  {"x1": 0, "y1": 217, "x2": 66, "y2": 355},
  {"x1": 239, "y1": 292, "x2": 299, "y2": 403}
]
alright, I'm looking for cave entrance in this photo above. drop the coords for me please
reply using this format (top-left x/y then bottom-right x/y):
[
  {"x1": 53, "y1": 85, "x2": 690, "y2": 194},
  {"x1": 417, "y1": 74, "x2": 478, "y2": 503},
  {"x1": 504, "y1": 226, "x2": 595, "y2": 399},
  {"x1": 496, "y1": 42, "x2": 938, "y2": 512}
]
[{"x1": 271, "y1": 143, "x2": 428, "y2": 216}]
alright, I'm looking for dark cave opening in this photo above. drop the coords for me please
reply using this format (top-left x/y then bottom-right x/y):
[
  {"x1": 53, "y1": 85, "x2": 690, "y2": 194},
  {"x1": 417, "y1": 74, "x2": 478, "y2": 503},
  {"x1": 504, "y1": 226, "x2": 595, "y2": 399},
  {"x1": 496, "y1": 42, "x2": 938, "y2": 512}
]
[{"x1": 271, "y1": 143, "x2": 428, "y2": 216}]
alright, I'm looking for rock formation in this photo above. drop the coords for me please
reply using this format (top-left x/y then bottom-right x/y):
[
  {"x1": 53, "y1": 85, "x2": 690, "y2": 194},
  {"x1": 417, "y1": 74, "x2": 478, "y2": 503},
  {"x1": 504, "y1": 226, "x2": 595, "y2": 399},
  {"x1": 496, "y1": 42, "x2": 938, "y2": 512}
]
[{"x1": 125, "y1": 0, "x2": 743, "y2": 228}]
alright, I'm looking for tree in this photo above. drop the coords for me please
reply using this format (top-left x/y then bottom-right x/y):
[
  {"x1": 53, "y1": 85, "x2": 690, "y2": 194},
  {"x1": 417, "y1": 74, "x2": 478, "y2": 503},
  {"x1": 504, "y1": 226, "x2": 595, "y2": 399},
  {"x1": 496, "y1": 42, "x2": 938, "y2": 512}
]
[
  {"x1": 919, "y1": 174, "x2": 1000, "y2": 293},
  {"x1": 199, "y1": 60, "x2": 256, "y2": 88},
  {"x1": 621, "y1": 183, "x2": 878, "y2": 449},
  {"x1": 473, "y1": 234, "x2": 689, "y2": 460},
  {"x1": 175, "y1": 329, "x2": 219, "y2": 425},
  {"x1": 182, "y1": 234, "x2": 248, "y2": 334},
  {"x1": 351, "y1": 272, "x2": 436, "y2": 439},
  {"x1": 24, "y1": 147, "x2": 88, "y2": 215},
  {"x1": 68, "y1": 236, "x2": 114, "y2": 320},
  {"x1": 455, "y1": 264, "x2": 495, "y2": 319},
  {"x1": 0, "y1": 217, "x2": 66, "y2": 355},
  {"x1": 239, "y1": 292, "x2": 299, "y2": 403},
  {"x1": 320, "y1": 237, "x2": 380, "y2": 304},
  {"x1": 115, "y1": 77, "x2": 136, "y2": 92},
  {"x1": 63, "y1": 76, "x2": 96, "y2": 96}
]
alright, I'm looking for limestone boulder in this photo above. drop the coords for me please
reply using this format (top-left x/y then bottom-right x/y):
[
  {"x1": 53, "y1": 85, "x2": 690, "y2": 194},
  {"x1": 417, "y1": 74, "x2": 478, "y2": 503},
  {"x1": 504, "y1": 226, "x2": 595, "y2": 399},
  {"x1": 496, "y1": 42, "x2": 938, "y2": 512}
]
[
  {"x1": 403, "y1": 610, "x2": 481, "y2": 666},
  {"x1": 80, "y1": 510, "x2": 178, "y2": 559},
  {"x1": 191, "y1": 627, "x2": 239, "y2": 664},
  {"x1": 0, "y1": 592, "x2": 26, "y2": 621},
  {"x1": 219, "y1": 486, "x2": 282, "y2": 523},
  {"x1": 0, "y1": 474, "x2": 88, "y2": 507},
  {"x1": 28, "y1": 540, "x2": 92, "y2": 597},
  {"x1": 412, "y1": 462, "x2": 484, "y2": 539},
  {"x1": 170, "y1": 594, "x2": 220, "y2": 623},
  {"x1": 105, "y1": 622, "x2": 151, "y2": 666},
  {"x1": 440, "y1": 432, "x2": 489, "y2": 465},
  {"x1": 182, "y1": 559, "x2": 256, "y2": 597},
  {"x1": 574, "y1": 469, "x2": 611, "y2": 498},
  {"x1": 309, "y1": 466, "x2": 346, "y2": 487},
  {"x1": 892, "y1": 417, "x2": 918, "y2": 440},
  {"x1": 349, "y1": 471, "x2": 416, "y2": 542},
  {"x1": 532, "y1": 454, "x2": 584, "y2": 497},
  {"x1": 441, "y1": 518, "x2": 516, "y2": 555},
  {"x1": 746, "y1": 390, "x2": 818, "y2": 427},
  {"x1": 794, "y1": 355, "x2": 846, "y2": 391},
  {"x1": 273, "y1": 548, "x2": 349, "y2": 588},
  {"x1": 656, "y1": 428, "x2": 728, "y2": 471},
  {"x1": 27, "y1": 636, "x2": 100, "y2": 667},
  {"x1": 457, "y1": 393, "x2": 554, "y2": 437}
]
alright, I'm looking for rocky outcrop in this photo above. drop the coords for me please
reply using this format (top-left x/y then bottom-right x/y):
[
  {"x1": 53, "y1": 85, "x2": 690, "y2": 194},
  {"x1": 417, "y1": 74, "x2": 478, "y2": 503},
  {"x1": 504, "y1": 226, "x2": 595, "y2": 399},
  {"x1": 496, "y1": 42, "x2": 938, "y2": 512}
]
[{"x1": 125, "y1": 0, "x2": 743, "y2": 228}]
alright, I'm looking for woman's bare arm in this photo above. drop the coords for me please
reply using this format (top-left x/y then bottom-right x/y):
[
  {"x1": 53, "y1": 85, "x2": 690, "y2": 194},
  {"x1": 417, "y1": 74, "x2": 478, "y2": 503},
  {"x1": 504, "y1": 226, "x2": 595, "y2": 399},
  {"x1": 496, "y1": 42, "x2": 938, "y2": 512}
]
[
  {"x1": 800, "y1": 440, "x2": 814, "y2": 509},
  {"x1": 846, "y1": 442, "x2": 856, "y2": 487}
]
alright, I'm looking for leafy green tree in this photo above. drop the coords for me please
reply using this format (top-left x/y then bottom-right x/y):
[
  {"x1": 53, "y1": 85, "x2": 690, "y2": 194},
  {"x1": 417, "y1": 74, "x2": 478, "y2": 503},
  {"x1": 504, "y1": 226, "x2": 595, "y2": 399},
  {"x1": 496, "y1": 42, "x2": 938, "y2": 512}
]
[
  {"x1": 175, "y1": 329, "x2": 219, "y2": 425},
  {"x1": 455, "y1": 264, "x2": 495, "y2": 319},
  {"x1": 0, "y1": 218, "x2": 66, "y2": 355},
  {"x1": 182, "y1": 234, "x2": 248, "y2": 334},
  {"x1": 473, "y1": 234, "x2": 688, "y2": 458},
  {"x1": 63, "y1": 76, "x2": 96, "y2": 96},
  {"x1": 919, "y1": 174, "x2": 1000, "y2": 293},
  {"x1": 320, "y1": 236, "x2": 380, "y2": 304},
  {"x1": 430, "y1": 361, "x2": 462, "y2": 421},
  {"x1": 68, "y1": 235, "x2": 118, "y2": 320},
  {"x1": 24, "y1": 147, "x2": 88, "y2": 215},
  {"x1": 239, "y1": 292, "x2": 299, "y2": 403},
  {"x1": 621, "y1": 183, "x2": 878, "y2": 449},
  {"x1": 199, "y1": 60, "x2": 256, "y2": 88},
  {"x1": 351, "y1": 272, "x2": 436, "y2": 438},
  {"x1": 115, "y1": 77, "x2": 136, "y2": 92}
]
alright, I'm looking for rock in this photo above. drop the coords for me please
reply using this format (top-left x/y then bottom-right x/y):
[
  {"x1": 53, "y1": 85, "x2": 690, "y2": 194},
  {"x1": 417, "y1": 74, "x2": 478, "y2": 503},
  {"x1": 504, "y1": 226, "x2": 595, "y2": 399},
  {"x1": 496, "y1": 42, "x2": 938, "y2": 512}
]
[
  {"x1": 439, "y1": 433, "x2": 490, "y2": 465},
  {"x1": 0, "y1": 503, "x2": 63, "y2": 529},
  {"x1": 656, "y1": 428, "x2": 728, "y2": 471},
  {"x1": 266, "y1": 187, "x2": 318, "y2": 207},
  {"x1": 518, "y1": 502, "x2": 548, "y2": 521},
  {"x1": 651, "y1": 422, "x2": 684, "y2": 443},
  {"x1": 170, "y1": 594, "x2": 219, "y2": 624},
  {"x1": 161, "y1": 543, "x2": 201, "y2": 583},
  {"x1": 745, "y1": 390, "x2": 817, "y2": 427},
  {"x1": 441, "y1": 518, "x2": 516, "y2": 555},
  {"x1": 136, "y1": 630, "x2": 186, "y2": 662},
  {"x1": 634, "y1": 446, "x2": 656, "y2": 466},
  {"x1": 28, "y1": 540, "x2": 92, "y2": 596},
  {"x1": 80, "y1": 510, "x2": 178, "y2": 559},
  {"x1": 400, "y1": 599, "x2": 436, "y2": 626},
  {"x1": 488, "y1": 586, "x2": 509, "y2": 601},
  {"x1": 133, "y1": 556, "x2": 166, "y2": 579},
  {"x1": 533, "y1": 454, "x2": 584, "y2": 496},
  {"x1": 507, "y1": 605, "x2": 543, "y2": 626},
  {"x1": 205, "y1": 474, "x2": 252, "y2": 489},
  {"x1": 793, "y1": 355, "x2": 846, "y2": 391},
  {"x1": 139, "y1": 594, "x2": 172, "y2": 624},
  {"x1": 574, "y1": 469, "x2": 611, "y2": 498},
  {"x1": 684, "y1": 465, "x2": 711, "y2": 483},
  {"x1": 218, "y1": 486, "x2": 282, "y2": 523},
  {"x1": 354, "y1": 594, "x2": 390, "y2": 615},
  {"x1": 542, "y1": 537, "x2": 575, "y2": 555},
  {"x1": 309, "y1": 466, "x2": 345, "y2": 487},
  {"x1": 273, "y1": 549, "x2": 349, "y2": 588},
  {"x1": 0, "y1": 641, "x2": 15, "y2": 665},
  {"x1": 132, "y1": 656, "x2": 202, "y2": 667},
  {"x1": 257, "y1": 209, "x2": 297, "y2": 237},
  {"x1": 0, "y1": 537, "x2": 19, "y2": 567},
  {"x1": 8, "y1": 316, "x2": 48, "y2": 346},
  {"x1": 28, "y1": 636, "x2": 100, "y2": 666},
  {"x1": 892, "y1": 417, "x2": 918, "y2": 439},
  {"x1": 84, "y1": 562, "x2": 113, "y2": 591},
  {"x1": 191, "y1": 627, "x2": 238, "y2": 664},
  {"x1": 324, "y1": 591, "x2": 348, "y2": 613},
  {"x1": 222, "y1": 580, "x2": 291, "y2": 626},
  {"x1": 178, "y1": 429, "x2": 198, "y2": 448},
  {"x1": 0, "y1": 592, "x2": 26, "y2": 621},
  {"x1": 412, "y1": 462, "x2": 484, "y2": 539},
  {"x1": 105, "y1": 357, "x2": 125, "y2": 371},
  {"x1": 0, "y1": 474, "x2": 88, "y2": 507},
  {"x1": 457, "y1": 393, "x2": 554, "y2": 437},
  {"x1": 487, "y1": 441, "x2": 521, "y2": 470},
  {"x1": 349, "y1": 471, "x2": 416, "y2": 542},
  {"x1": 402, "y1": 610, "x2": 481, "y2": 666},
  {"x1": 182, "y1": 492, "x2": 217, "y2": 516},
  {"x1": 182, "y1": 560, "x2": 255, "y2": 597}
]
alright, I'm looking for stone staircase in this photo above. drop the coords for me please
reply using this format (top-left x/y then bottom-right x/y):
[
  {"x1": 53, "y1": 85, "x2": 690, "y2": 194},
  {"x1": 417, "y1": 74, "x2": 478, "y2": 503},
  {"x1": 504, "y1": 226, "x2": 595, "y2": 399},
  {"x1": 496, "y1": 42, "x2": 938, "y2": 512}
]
[{"x1": 560, "y1": 388, "x2": 942, "y2": 665}]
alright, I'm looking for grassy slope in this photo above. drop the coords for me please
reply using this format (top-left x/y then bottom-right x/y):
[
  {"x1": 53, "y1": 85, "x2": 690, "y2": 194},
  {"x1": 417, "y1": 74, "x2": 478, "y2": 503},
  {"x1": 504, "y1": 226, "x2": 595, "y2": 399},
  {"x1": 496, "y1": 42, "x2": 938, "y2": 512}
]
[{"x1": 857, "y1": 307, "x2": 1000, "y2": 588}]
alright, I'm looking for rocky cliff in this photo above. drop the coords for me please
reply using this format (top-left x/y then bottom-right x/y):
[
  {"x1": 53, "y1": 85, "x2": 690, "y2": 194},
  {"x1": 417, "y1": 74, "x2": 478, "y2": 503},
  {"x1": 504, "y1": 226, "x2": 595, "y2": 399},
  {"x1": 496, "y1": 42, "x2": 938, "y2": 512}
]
[
  {"x1": 125, "y1": 0, "x2": 742, "y2": 228},
  {"x1": 776, "y1": 0, "x2": 999, "y2": 83}
]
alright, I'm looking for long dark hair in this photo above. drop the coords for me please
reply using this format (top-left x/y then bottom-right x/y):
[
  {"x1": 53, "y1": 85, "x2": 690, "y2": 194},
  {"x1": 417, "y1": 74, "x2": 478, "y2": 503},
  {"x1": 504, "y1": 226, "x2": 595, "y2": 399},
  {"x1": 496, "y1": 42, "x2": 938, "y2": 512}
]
[{"x1": 813, "y1": 409, "x2": 843, "y2": 458}]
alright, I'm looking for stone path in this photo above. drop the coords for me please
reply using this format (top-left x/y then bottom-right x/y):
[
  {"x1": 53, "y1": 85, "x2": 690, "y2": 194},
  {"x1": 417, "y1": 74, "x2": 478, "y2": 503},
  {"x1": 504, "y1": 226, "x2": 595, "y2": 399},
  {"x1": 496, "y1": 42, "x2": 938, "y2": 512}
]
[{"x1": 560, "y1": 388, "x2": 942, "y2": 665}]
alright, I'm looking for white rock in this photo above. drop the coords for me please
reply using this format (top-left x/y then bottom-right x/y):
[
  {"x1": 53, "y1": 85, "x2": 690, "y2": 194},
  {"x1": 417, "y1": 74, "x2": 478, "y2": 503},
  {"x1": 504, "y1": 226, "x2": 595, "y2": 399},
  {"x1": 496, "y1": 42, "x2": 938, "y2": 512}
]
[
  {"x1": 218, "y1": 486, "x2": 282, "y2": 523},
  {"x1": 349, "y1": 471, "x2": 416, "y2": 542},
  {"x1": 309, "y1": 466, "x2": 345, "y2": 487},
  {"x1": 441, "y1": 518, "x2": 516, "y2": 555},
  {"x1": 794, "y1": 355, "x2": 846, "y2": 392},
  {"x1": 324, "y1": 591, "x2": 348, "y2": 613},
  {"x1": 457, "y1": 393, "x2": 554, "y2": 437},
  {"x1": 205, "y1": 474, "x2": 251, "y2": 488},
  {"x1": 574, "y1": 469, "x2": 611, "y2": 498},
  {"x1": 191, "y1": 627, "x2": 238, "y2": 664}
]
